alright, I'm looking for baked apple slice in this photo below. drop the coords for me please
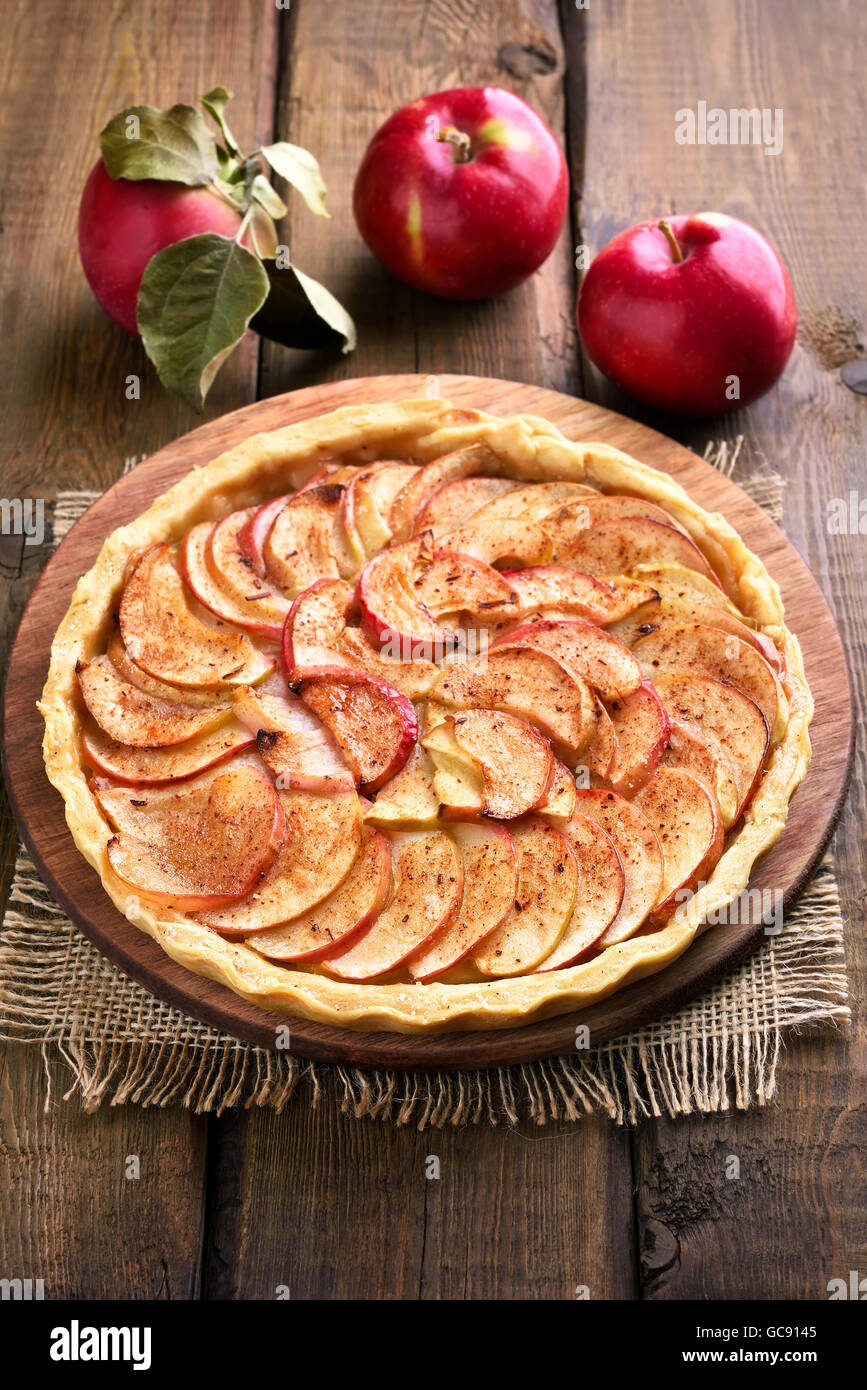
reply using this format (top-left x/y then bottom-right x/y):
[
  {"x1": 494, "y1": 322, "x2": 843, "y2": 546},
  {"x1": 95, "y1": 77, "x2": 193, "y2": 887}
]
[
  {"x1": 296, "y1": 671, "x2": 417, "y2": 792},
  {"x1": 435, "y1": 514, "x2": 552, "y2": 567},
  {"x1": 240, "y1": 462, "x2": 345, "y2": 576},
  {"x1": 341, "y1": 461, "x2": 418, "y2": 562},
  {"x1": 632, "y1": 620, "x2": 785, "y2": 739},
  {"x1": 494, "y1": 618, "x2": 642, "y2": 701},
  {"x1": 77, "y1": 656, "x2": 231, "y2": 747},
  {"x1": 365, "y1": 742, "x2": 440, "y2": 829},
  {"x1": 541, "y1": 494, "x2": 691, "y2": 551},
  {"x1": 432, "y1": 646, "x2": 595, "y2": 765},
  {"x1": 662, "y1": 717, "x2": 740, "y2": 829},
  {"x1": 500, "y1": 566, "x2": 658, "y2": 627},
  {"x1": 389, "y1": 443, "x2": 502, "y2": 540},
  {"x1": 535, "y1": 811, "x2": 624, "y2": 970},
  {"x1": 602, "y1": 679, "x2": 670, "y2": 797},
  {"x1": 474, "y1": 817, "x2": 578, "y2": 976},
  {"x1": 653, "y1": 674, "x2": 769, "y2": 822},
  {"x1": 264, "y1": 482, "x2": 355, "y2": 595},
  {"x1": 284, "y1": 578, "x2": 440, "y2": 698},
  {"x1": 120, "y1": 544, "x2": 270, "y2": 689},
  {"x1": 608, "y1": 597, "x2": 781, "y2": 672},
  {"x1": 409, "y1": 823, "x2": 518, "y2": 980},
  {"x1": 248, "y1": 826, "x2": 392, "y2": 963},
  {"x1": 82, "y1": 719, "x2": 254, "y2": 785},
  {"x1": 572, "y1": 788, "x2": 664, "y2": 946},
  {"x1": 556, "y1": 516, "x2": 721, "y2": 584},
  {"x1": 583, "y1": 698, "x2": 619, "y2": 781},
  {"x1": 414, "y1": 476, "x2": 521, "y2": 538},
  {"x1": 457, "y1": 479, "x2": 599, "y2": 527},
  {"x1": 106, "y1": 632, "x2": 256, "y2": 707},
  {"x1": 628, "y1": 562, "x2": 740, "y2": 614},
  {"x1": 535, "y1": 759, "x2": 577, "y2": 820},
  {"x1": 95, "y1": 761, "x2": 284, "y2": 910},
  {"x1": 634, "y1": 766, "x2": 725, "y2": 926},
  {"x1": 423, "y1": 710, "x2": 553, "y2": 820},
  {"x1": 414, "y1": 550, "x2": 519, "y2": 625},
  {"x1": 232, "y1": 685, "x2": 354, "y2": 794},
  {"x1": 323, "y1": 830, "x2": 463, "y2": 980},
  {"x1": 357, "y1": 534, "x2": 458, "y2": 651},
  {"x1": 201, "y1": 786, "x2": 362, "y2": 935},
  {"x1": 179, "y1": 521, "x2": 289, "y2": 639}
]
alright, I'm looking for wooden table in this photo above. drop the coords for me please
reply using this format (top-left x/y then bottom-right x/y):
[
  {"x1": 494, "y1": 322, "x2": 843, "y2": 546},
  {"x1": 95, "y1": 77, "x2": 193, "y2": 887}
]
[{"x1": 0, "y1": 0, "x2": 863, "y2": 1300}]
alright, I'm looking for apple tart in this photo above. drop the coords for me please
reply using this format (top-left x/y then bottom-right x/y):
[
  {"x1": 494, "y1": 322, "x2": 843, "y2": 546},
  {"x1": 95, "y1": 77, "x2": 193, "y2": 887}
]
[{"x1": 40, "y1": 399, "x2": 813, "y2": 1033}]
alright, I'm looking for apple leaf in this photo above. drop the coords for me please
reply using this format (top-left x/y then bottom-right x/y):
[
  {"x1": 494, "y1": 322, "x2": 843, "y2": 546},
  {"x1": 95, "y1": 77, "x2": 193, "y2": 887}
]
[
  {"x1": 251, "y1": 173, "x2": 288, "y2": 221},
  {"x1": 101, "y1": 104, "x2": 220, "y2": 186},
  {"x1": 260, "y1": 142, "x2": 330, "y2": 217},
  {"x1": 252, "y1": 261, "x2": 356, "y2": 353},
  {"x1": 199, "y1": 86, "x2": 241, "y2": 158},
  {"x1": 137, "y1": 233, "x2": 269, "y2": 409}
]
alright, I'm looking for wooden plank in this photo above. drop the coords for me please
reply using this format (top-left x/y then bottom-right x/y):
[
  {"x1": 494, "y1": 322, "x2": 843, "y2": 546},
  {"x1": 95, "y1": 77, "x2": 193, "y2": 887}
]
[
  {"x1": 0, "y1": 0, "x2": 278, "y2": 1298},
  {"x1": 562, "y1": 0, "x2": 866, "y2": 1298},
  {"x1": 204, "y1": 0, "x2": 635, "y2": 1300}
]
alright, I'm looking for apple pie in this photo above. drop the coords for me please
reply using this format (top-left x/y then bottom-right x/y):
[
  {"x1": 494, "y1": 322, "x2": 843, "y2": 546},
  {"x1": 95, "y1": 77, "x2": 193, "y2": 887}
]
[{"x1": 40, "y1": 399, "x2": 813, "y2": 1033}]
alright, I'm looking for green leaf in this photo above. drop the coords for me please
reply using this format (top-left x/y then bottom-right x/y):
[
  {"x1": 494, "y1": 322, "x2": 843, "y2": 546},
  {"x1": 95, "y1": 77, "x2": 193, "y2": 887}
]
[
  {"x1": 200, "y1": 86, "x2": 241, "y2": 158},
  {"x1": 260, "y1": 142, "x2": 330, "y2": 217},
  {"x1": 101, "y1": 104, "x2": 220, "y2": 185},
  {"x1": 251, "y1": 173, "x2": 288, "y2": 221},
  {"x1": 138, "y1": 234, "x2": 269, "y2": 409},
  {"x1": 252, "y1": 260, "x2": 356, "y2": 353},
  {"x1": 247, "y1": 204, "x2": 281, "y2": 259}
]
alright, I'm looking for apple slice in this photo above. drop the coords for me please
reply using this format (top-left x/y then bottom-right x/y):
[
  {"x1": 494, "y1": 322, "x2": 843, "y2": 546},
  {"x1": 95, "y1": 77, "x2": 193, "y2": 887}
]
[
  {"x1": 77, "y1": 656, "x2": 231, "y2": 747},
  {"x1": 341, "y1": 461, "x2": 418, "y2": 562},
  {"x1": 95, "y1": 762, "x2": 284, "y2": 910},
  {"x1": 208, "y1": 506, "x2": 293, "y2": 619},
  {"x1": 455, "y1": 479, "x2": 600, "y2": 528},
  {"x1": 541, "y1": 494, "x2": 692, "y2": 552},
  {"x1": 284, "y1": 578, "x2": 441, "y2": 698},
  {"x1": 608, "y1": 597, "x2": 781, "y2": 672},
  {"x1": 120, "y1": 544, "x2": 270, "y2": 689},
  {"x1": 200, "y1": 787, "x2": 362, "y2": 935},
  {"x1": 365, "y1": 742, "x2": 441, "y2": 828},
  {"x1": 264, "y1": 482, "x2": 355, "y2": 595},
  {"x1": 423, "y1": 710, "x2": 553, "y2": 820},
  {"x1": 435, "y1": 513, "x2": 552, "y2": 567},
  {"x1": 632, "y1": 620, "x2": 785, "y2": 739},
  {"x1": 179, "y1": 522, "x2": 288, "y2": 639},
  {"x1": 501, "y1": 566, "x2": 658, "y2": 627},
  {"x1": 389, "y1": 443, "x2": 502, "y2": 540},
  {"x1": 323, "y1": 830, "x2": 463, "y2": 980},
  {"x1": 662, "y1": 717, "x2": 740, "y2": 829},
  {"x1": 409, "y1": 823, "x2": 518, "y2": 979},
  {"x1": 628, "y1": 562, "x2": 741, "y2": 614},
  {"x1": 414, "y1": 476, "x2": 522, "y2": 538},
  {"x1": 536, "y1": 759, "x2": 577, "y2": 820},
  {"x1": 82, "y1": 719, "x2": 254, "y2": 785},
  {"x1": 494, "y1": 618, "x2": 642, "y2": 701},
  {"x1": 231, "y1": 685, "x2": 355, "y2": 794},
  {"x1": 432, "y1": 646, "x2": 595, "y2": 765},
  {"x1": 556, "y1": 517, "x2": 721, "y2": 585},
  {"x1": 248, "y1": 826, "x2": 392, "y2": 963},
  {"x1": 240, "y1": 462, "x2": 345, "y2": 577},
  {"x1": 106, "y1": 631, "x2": 258, "y2": 707},
  {"x1": 474, "y1": 817, "x2": 578, "y2": 976},
  {"x1": 583, "y1": 697, "x2": 620, "y2": 781},
  {"x1": 653, "y1": 674, "x2": 769, "y2": 821},
  {"x1": 536, "y1": 811, "x2": 624, "y2": 969},
  {"x1": 296, "y1": 671, "x2": 417, "y2": 792},
  {"x1": 634, "y1": 766, "x2": 725, "y2": 926},
  {"x1": 357, "y1": 534, "x2": 457, "y2": 651},
  {"x1": 571, "y1": 788, "x2": 664, "y2": 946},
  {"x1": 414, "y1": 550, "x2": 519, "y2": 625},
  {"x1": 603, "y1": 678, "x2": 670, "y2": 796}
]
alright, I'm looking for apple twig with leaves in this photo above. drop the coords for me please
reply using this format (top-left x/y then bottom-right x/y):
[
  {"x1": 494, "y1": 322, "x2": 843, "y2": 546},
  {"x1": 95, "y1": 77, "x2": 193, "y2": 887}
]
[{"x1": 96, "y1": 87, "x2": 356, "y2": 409}]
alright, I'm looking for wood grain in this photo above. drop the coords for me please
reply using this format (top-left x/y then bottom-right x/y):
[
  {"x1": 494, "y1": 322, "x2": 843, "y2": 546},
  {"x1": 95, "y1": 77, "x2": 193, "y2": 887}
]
[
  {"x1": 0, "y1": 0, "x2": 279, "y2": 1300},
  {"x1": 562, "y1": 0, "x2": 867, "y2": 1299},
  {"x1": 4, "y1": 375, "x2": 851, "y2": 1071}
]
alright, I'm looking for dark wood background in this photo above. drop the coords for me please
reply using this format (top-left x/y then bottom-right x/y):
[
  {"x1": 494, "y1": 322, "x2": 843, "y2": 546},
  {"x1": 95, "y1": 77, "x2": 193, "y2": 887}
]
[{"x1": 0, "y1": 0, "x2": 864, "y2": 1299}]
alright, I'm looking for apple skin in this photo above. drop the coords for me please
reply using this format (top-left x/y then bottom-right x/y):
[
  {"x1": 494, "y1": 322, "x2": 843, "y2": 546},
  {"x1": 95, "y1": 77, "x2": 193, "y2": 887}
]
[
  {"x1": 353, "y1": 86, "x2": 568, "y2": 300},
  {"x1": 78, "y1": 160, "x2": 243, "y2": 334},
  {"x1": 577, "y1": 213, "x2": 797, "y2": 417}
]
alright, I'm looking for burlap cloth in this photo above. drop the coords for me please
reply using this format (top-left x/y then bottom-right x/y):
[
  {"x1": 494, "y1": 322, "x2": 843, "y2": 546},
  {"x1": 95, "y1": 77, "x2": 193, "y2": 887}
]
[{"x1": 0, "y1": 443, "x2": 851, "y2": 1126}]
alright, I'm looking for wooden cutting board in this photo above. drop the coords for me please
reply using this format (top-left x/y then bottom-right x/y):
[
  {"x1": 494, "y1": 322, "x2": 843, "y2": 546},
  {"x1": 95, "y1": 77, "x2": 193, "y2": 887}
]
[{"x1": 1, "y1": 375, "x2": 853, "y2": 1070}]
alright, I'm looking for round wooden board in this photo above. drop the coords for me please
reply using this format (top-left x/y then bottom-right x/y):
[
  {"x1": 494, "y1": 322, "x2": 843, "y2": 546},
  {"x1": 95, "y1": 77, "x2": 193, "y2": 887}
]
[{"x1": 2, "y1": 375, "x2": 854, "y2": 1071}]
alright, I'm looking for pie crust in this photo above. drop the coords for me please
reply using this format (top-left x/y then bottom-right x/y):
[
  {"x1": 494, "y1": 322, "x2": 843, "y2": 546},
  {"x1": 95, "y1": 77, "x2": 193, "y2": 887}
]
[{"x1": 39, "y1": 399, "x2": 813, "y2": 1033}]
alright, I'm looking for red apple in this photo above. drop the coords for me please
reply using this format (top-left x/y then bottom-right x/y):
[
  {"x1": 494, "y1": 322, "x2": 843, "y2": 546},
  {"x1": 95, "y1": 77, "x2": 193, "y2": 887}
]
[
  {"x1": 353, "y1": 87, "x2": 568, "y2": 299},
  {"x1": 78, "y1": 159, "x2": 243, "y2": 334},
  {"x1": 577, "y1": 213, "x2": 797, "y2": 417}
]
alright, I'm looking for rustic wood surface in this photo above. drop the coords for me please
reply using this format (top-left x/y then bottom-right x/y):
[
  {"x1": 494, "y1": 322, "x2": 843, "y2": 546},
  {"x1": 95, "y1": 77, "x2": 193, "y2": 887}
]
[
  {"x1": 0, "y1": 0, "x2": 864, "y2": 1300},
  {"x1": 4, "y1": 374, "x2": 853, "y2": 1069}
]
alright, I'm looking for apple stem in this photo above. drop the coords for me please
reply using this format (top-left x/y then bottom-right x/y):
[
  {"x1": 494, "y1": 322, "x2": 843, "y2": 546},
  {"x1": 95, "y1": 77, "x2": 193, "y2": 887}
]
[
  {"x1": 658, "y1": 219, "x2": 685, "y2": 264},
  {"x1": 437, "y1": 125, "x2": 472, "y2": 164}
]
